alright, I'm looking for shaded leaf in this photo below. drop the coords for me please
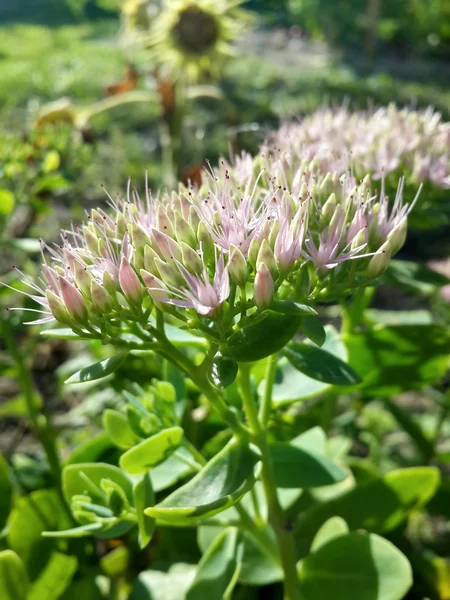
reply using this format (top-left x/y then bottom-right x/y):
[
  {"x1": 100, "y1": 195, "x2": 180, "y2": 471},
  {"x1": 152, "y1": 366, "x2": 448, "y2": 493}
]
[
  {"x1": 228, "y1": 312, "x2": 302, "y2": 362},
  {"x1": 65, "y1": 352, "x2": 128, "y2": 384},
  {"x1": 301, "y1": 315, "x2": 326, "y2": 346},
  {"x1": 310, "y1": 517, "x2": 349, "y2": 552},
  {"x1": 299, "y1": 533, "x2": 412, "y2": 600},
  {"x1": 133, "y1": 474, "x2": 155, "y2": 549},
  {"x1": 187, "y1": 528, "x2": 242, "y2": 600},
  {"x1": 270, "y1": 442, "x2": 347, "y2": 488},
  {"x1": 295, "y1": 467, "x2": 440, "y2": 555},
  {"x1": 146, "y1": 440, "x2": 260, "y2": 524},
  {"x1": 283, "y1": 342, "x2": 361, "y2": 385},
  {"x1": 28, "y1": 552, "x2": 77, "y2": 600},
  {"x1": 0, "y1": 550, "x2": 28, "y2": 600},
  {"x1": 120, "y1": 427, "x2": 184, "y2": 475}
]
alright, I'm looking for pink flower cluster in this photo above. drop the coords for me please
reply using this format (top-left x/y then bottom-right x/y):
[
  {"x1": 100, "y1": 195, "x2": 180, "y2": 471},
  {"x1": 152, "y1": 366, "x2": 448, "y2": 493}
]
[
  {"x1": 10, "y1": 150, "x2": 419, "y2": 333},
  {"x1": 269, "y1": 104, "x2": 450, "y2": 189}
]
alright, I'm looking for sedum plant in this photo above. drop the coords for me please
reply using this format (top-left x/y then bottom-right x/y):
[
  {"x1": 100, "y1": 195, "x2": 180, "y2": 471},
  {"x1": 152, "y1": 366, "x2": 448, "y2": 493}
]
[{"x1": 5, "y1": 152, "x2": 433, "y2": 600}]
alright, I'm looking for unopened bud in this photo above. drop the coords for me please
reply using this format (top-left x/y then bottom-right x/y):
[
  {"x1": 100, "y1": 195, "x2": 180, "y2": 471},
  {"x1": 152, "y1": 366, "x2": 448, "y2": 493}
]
[
  {"x1": 84, "y1": 228, "x2": 98, "y2": 254},
  {"x1": 46, "y1": 290, "x2": 70, "y2": 324},
  {"x1": 144, "y1": 244, "x2": 160, "y2": 275},
  {"x1": 248, "y1": 237, "x2": 260, "y2": 270},
  {"x1": 103, "y1": 270, "x2": 117, "y2": 296},
  {"x1": 156, "y1": 206, "x2": 175, "y2": 238},
  {"x1": 90, "y1": 280, "x2": 113, "y2": 312},
  {"x1": 74, "y1": 261, "x2": 92, "y2": 298},
  {"x1": 174, "y1": 211, "x2": 196, "y2": 247},
  {"x1": 228, "y1": 245, "x2": 248, "y2": 286},
  {"x1": 151, "y1": 229, "x2": 182, "y2": 263},
  {"x1": 59, "y1": 277, "x2": 88, "y2": 323},
  {"x1": 367, "y1": 241, "x2": 391, "y2": 278},
  {"x1": 119, "y1": 257, "x2": 143, "y2": 305},
  {"x1": 387, "y1": 218, "x2": 407, "y2": 256},
  {"x1": 154, "y1": 258, "x2": 180, "y2": 287},
  {"x1": 254, "y1": 263, "x2": 274, "y2": 310},
  {"x1": 321, "y1": 193, "x2": 337, "y2": 224},
  {"x1": 141, "y1": 270, "x2": 169, "y2": 303},
  {"x1": 257, "y1": 239, "x2": 277, "y2": 278},
  {"x1": 181, "y1": 242, "x2": 203, "y2": 274}
]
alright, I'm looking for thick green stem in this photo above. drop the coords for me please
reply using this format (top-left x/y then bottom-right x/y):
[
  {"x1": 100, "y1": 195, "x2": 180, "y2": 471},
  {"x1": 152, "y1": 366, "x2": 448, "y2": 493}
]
[
  {"x1": 239, "y1": 364, "x2": 299, "y2": 600},
  {"x1": 259, "y1": 354, "x2": 278, "y2": 426}
]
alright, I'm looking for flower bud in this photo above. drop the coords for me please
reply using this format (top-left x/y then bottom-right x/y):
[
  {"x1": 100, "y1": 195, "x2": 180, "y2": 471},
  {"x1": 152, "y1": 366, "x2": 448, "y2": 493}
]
[
  {"x1": 156, "y1": 206, "x2": 175, "y2": 238},
  {"x1": 321, "y1": 193, "x2": 337, "y2": 224},
  {"x1": 367, "y1": 241, "x2": 391, "y2": 278},
  {"x1": 181, "y1": 242, "x2": 203, "y2": 274},
  {"x1": 188, "y1": 205, "x2": 201, "y2": 231},
  {"x1": 119, "y1": 257, "x2": 143, "y2": 305},
  {"x1": 90, "y1": 280, "x2": 113, "y2": 312},
  {"x1": 254, "y1": 263, "x2": 274, "y2": 310},
  {"x1": 130, "y1": 223, "x2": 150, "y2": 253},
  {"x1": 59, "y1": 277, "x2": 88, "y2": 323},
  {"x1": 268, "y1": 219, "x2": 280, "y2": 247},
  {"x1": 257, "y1": 239, "x2": 277, "y2": 278},
  {"x1": 141, "y1": 270, "x2": 169, "y2": 303},
  {"x1": 46, "y1": 290, "x2": 70, "y2": 324},
  {"x1": 74, "y1": 261, "x2": 92, "y2": 298},
  {"x1": 197, "y1": 221, "x2": 213, "y2": 259},
  {"x1": 151, "y1": 229, "x2": 182, "y2": 263},
  {"x1": 103, "y1": 270, "x2": 117, "y2": 296},
  {"x1": 299, "y1": 182, "x2": 309, "y2": 202},
  {"x1": 144, "y1": 244, "x2": 160, "y2": 275},
  {"x1": 154, "y1": 258, "x2": 181, "y2": 287},
  {"x1": 228, "y1": 245, "x2": 248, "y2": 286},
  {"x1": 248, "y1": 237, "x2": 260, "y2": 270},
  {"x1": 116, "y1": 211, "x2": 127, "y2": 236},
  {"x1": 42, "y1": 265, "x2": 59, "y2": 291},
  {"x1": 175, "y1": 211, "x2": 196, "y2": 247},
  {"x1": 387, "y1": 218, "x2": 407, "y2": 256},
  {"x1": 320, "y1": 172, "x2": 333, "y2": 196}
]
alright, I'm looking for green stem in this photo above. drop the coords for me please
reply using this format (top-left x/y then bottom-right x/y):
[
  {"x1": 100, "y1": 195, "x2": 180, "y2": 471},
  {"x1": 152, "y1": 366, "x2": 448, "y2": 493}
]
[
  {"x1": 259, "y1": 353, "x2": 278, "y2": 426},
  {"x1": 234, "y1": 502, "x2": 280, "y2": 564},
  {"x1": 238, "y1": 365, "x2": 299, "y2": 600}
]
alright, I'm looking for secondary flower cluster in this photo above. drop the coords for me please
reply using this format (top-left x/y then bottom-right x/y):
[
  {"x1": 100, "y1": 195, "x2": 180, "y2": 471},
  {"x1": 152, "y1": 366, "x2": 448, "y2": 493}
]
[
  {"x1": 12, "y1": 154, "x2": 419, "y2": 335},
  {"x1": 268, "y1": 104, "x2": 450, "y2": 189}
]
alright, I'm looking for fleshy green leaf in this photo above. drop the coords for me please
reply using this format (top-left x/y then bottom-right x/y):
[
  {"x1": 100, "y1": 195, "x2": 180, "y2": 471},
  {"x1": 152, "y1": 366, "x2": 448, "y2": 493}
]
[
  {"x1": 299, "y1": 533, "x2": 412, "y2": 600},
  {"x1": 28, "y1": 552, "x2": 77, "y2": 600},
  {"x1": 295, "y1": 467, "x2": 440, "y2": 554},
  {"x1": 100, "y1": 546, "x2": 129, "y2": 578},
  {"x1": 270, "y1": 300, "x2": 317, "y2": 316},
  {"x1": 187, "y1": 528, "x2": 242, "y2": 600},
  {"x1": 65, "y1": 352, "x2": 128, "y2": 384},
  {"x1": 103, "y1": 409, "x2": 140, "y2": 450},
  {"x1": 345, "y1": 324, "x2": 450, "y2": 396},
  {"x1": 228, "y1": 312, "x2": 302, "y2": 362},
  {"x1": 120, "y1": 427, "x2": 184, "y2": 475},
  {"x1": 283, "y1": 342, "x2": 361, "y2": 385},
  {"x1": 264, "y1": 326, "x2": 349, "y2": 406},
  {"x1": 63, "y1": 463, "x2": 134, "y2": 506},
  {"x1": 269, "y1": 442, "x2": 347, "y2": 488},
  {"x1": 41, "y1": 328, "x2": 84, "y2": 340},
  {"x1": 0, "y1": 453, "x2": 13, "y2": 531},
  {"x1": 209, "y1": 353, "x2": 239, "y2": 388},
  {"x1": 0, "y1": 550, "x2": 29, "y2": 600},
  {"x1": 7, "y1": 489, "x2": 69, "y2": 580},
  {"x1": 301, "y1": 315, "x2": 326, "y2": 347},
  {"x1": 145, "y1": 440, "x2": 260, "y2": 524},
  {"x1": 310, "y1": 517, "x2": 349, "y2": 552},
  {"x1": 42, "y1": 523, "x2": 103, "y2": 538},
  {"x1": 130, "y1": 564, "x2": 197, "y2": 600},
  {"x1": 198, "y1": 526, "x2": 282, "y2": 586},
  {"x1": 65, "y1": 433, "x2": 115, "y2": 465},
  {"x1": 386, "y1": 259, "x2": 450, "y2": 294},
  {"x1": 133, "y1": 474, "x2": 155, "y2": 549},
  {"x1": 150, "y1": 448, "x2": 196, "y2": 492}
]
